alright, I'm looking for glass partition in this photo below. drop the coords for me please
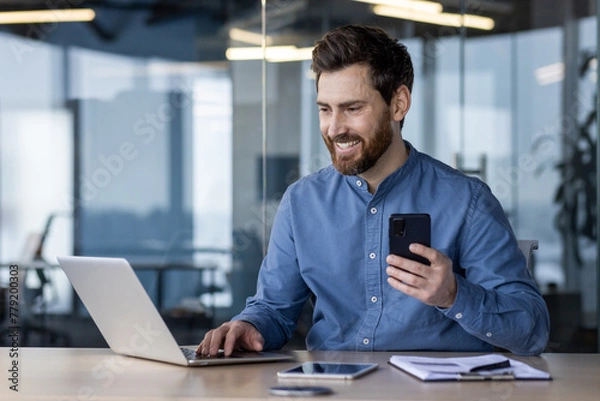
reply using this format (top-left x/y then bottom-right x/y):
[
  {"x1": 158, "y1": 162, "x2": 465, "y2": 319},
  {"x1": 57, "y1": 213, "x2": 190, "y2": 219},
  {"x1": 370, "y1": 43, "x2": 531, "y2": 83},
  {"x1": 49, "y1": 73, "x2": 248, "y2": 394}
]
[{"x1": 0, "y1": 0, "x2": 597, "y2": 352}]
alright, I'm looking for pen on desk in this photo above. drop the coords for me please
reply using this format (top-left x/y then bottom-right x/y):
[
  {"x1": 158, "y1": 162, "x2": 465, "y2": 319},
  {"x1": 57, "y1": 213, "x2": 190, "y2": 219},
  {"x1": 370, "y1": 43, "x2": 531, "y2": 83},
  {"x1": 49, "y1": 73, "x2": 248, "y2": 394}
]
[
  {"x1": 459, "y1": 371, "x2": 515, "y2": 380},
  {"x1": 469, "y1": 360, "x2": 511, "y2": 372}
]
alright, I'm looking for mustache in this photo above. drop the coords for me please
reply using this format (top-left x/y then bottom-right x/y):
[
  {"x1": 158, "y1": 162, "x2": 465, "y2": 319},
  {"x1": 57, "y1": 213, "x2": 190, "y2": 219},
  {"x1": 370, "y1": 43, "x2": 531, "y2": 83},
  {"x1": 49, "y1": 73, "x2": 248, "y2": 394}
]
[{"x1": 330, "y1": 134, "x2": 362, "y2": 143}]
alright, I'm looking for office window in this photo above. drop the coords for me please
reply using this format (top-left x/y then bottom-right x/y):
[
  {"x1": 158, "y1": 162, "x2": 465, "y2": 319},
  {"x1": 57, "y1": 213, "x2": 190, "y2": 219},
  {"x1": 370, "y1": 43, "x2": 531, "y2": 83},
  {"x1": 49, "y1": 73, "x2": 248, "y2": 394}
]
[
  {"x1": 0, "y1": 33, "x2": 74, "y2": 314},
  {"x1": 70, "y1": 47, "x2": 233, "y2": 310}
]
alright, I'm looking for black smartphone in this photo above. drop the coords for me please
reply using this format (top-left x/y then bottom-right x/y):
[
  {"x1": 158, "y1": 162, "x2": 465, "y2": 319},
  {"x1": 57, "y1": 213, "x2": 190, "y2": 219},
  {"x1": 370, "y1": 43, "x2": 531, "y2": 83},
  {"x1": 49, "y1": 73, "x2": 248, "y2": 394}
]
[{"x1": 388, "y1": 214, "x2": 431, "y2": 265}]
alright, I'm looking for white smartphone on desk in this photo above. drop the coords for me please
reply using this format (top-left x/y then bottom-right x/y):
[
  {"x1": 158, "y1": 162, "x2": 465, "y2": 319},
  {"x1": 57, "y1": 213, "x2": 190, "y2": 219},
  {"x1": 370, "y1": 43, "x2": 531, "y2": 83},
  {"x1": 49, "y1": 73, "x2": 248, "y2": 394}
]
[{"x1": 277, "y1": 362, "x2": 378, "y2": 380}]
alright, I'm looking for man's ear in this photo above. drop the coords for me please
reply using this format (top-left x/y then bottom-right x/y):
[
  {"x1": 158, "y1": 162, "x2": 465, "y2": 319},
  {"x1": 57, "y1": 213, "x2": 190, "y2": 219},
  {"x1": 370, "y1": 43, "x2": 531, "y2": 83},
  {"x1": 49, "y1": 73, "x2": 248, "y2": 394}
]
[{"x1": 391, "y1": 85, "x2": 411, "y2": 122}]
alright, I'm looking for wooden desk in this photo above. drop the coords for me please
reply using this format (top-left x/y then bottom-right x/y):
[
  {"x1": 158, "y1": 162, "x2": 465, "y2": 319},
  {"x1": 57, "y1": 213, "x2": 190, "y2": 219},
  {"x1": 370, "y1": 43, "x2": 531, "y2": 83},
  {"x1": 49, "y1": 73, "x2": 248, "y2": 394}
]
[{"x1": 1, "y1": 348, "x2": 598, "y2": 400}]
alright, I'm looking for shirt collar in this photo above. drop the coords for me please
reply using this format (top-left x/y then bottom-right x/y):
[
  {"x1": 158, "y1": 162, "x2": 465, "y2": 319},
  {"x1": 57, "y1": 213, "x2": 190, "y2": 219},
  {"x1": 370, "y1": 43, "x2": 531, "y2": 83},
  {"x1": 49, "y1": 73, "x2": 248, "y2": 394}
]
[{"x1": 343, "y1": 140, "x2": 419, "y2": 195}]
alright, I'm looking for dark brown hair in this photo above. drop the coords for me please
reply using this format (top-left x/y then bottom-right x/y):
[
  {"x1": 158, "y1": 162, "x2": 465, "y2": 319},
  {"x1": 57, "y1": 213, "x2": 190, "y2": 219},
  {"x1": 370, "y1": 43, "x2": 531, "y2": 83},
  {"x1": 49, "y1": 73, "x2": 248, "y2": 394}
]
[{"x1": 311, "y1": 24, "x2": 414, "y2": 106}]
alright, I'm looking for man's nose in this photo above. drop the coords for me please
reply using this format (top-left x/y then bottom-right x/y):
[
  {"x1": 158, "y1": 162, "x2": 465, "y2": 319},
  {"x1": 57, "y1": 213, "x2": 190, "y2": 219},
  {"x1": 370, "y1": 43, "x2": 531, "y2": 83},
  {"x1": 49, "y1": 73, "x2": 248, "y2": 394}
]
[{"x1": 327, "y1": 111, "x2": 347, "y2": 137}]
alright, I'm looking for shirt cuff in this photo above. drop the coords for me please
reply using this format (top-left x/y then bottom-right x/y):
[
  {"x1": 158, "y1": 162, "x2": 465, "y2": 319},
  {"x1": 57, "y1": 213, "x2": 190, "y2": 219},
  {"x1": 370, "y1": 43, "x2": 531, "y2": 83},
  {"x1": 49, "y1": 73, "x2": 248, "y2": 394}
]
[
  {"x1": 231, "y1": 313, "x2": 283, "y2": 350},
  {"x1": 437, "y1": 274, "x2": 485, "y2": 325}
]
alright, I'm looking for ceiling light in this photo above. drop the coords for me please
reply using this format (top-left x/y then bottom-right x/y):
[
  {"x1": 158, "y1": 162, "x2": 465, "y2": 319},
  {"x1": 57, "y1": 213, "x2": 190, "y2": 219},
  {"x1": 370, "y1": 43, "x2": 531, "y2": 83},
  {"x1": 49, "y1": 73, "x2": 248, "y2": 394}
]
[
  {"x1": 0, "y1": 9, "x2": 96, "y2": 25},
  {"x1": 373, "y1": 5, "x2": 495, "y2": 31},
  {"x1": 353, "y1": 0, "x2": 443, "y2": 14},
  {"x1": 229, "y1": 28, "x2": 273, "y2": 46},
  {"x1": 226, "y1": 46, "x2": 313, "y2": 62}
]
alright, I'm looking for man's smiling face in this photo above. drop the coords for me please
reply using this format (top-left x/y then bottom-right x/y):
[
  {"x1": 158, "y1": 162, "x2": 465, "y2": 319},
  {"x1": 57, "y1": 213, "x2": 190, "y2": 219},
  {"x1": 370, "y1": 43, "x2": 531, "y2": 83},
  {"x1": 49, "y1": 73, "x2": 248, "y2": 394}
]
[{"x1": 317, "y1": 63, "x2": 394, "y2": 176}]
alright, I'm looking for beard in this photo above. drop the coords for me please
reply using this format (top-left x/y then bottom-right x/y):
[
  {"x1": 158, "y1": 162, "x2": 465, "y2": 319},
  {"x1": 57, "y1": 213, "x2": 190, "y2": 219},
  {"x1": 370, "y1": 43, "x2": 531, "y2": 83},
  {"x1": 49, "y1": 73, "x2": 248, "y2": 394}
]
[{"x1": 322, "y1": 110, "x2": 394, "y2": 176}]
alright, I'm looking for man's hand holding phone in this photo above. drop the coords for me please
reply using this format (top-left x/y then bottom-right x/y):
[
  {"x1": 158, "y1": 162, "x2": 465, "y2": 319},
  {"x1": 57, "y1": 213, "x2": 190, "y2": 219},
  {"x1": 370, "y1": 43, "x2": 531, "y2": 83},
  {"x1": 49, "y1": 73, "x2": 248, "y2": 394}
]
[
  {"x1": 386, "y1": 244, "x2": 457, "y2": 308},
  {"x1": 387, "y1": 214, "x2": 457, "y2": 309}
]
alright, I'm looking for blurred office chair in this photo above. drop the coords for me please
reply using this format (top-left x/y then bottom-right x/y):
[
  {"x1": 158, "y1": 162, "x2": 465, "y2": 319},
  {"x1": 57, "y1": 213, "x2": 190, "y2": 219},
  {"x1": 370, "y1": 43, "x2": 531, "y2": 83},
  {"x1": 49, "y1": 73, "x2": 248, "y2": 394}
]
[
  {"x1": 517, "y1": 239, "x2": 539, "y2": 275},
  {"x1": 0, "y1": 214, "x2": 71, "y2": 346}
]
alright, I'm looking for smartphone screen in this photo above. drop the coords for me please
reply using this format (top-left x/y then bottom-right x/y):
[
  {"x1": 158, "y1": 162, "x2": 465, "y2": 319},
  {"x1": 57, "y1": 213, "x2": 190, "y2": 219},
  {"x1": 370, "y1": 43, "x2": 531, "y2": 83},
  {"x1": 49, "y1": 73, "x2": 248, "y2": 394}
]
[
  {"x1": 277, "y1": 362, "x2": 379, "y2": 380},
  {"x1": 388, "y1": 214, "x2": 431, "y2": 265}
]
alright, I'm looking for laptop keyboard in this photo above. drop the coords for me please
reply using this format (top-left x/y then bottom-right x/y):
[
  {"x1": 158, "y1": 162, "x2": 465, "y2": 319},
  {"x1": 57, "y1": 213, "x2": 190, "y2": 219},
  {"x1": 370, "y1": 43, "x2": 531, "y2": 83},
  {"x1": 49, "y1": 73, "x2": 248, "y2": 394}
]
[{"x1": 181, "y1": 347, "x2": 229, "y2": 360}]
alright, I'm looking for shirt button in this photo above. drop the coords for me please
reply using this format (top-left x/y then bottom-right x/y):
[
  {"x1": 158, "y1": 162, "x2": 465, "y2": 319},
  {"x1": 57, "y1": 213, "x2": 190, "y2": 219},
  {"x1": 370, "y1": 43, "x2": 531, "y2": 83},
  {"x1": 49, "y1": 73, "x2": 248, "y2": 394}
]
[
  {"x1": 356, "y1": 180, "x2": 362, "y2": 187},
  {"x1": 371, "y1": 296, "x2": 378, "y2": 303},
  {"x1": 455, "y1": 313, "x2": 463, "y2": 319},
  {"x1": 486, "y1": 332, "x2": 492, "y2": 338},
  {"x1": 370, "y1": 207, "x2": 377, "y2": 214},
  {"x1": 369, "y1": 252, "x2": 376, "y2": 259},
  {"x1": 363, "y1": 338, "x2": 370, "y2": 345}
]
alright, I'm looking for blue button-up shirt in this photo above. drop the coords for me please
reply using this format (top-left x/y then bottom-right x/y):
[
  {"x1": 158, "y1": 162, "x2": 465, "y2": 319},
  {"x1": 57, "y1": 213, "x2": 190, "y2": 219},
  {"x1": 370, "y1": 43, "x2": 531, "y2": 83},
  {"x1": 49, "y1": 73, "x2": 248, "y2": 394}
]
[{"x1": 234, "y1": 142, "x2": 550, "y2": 355}]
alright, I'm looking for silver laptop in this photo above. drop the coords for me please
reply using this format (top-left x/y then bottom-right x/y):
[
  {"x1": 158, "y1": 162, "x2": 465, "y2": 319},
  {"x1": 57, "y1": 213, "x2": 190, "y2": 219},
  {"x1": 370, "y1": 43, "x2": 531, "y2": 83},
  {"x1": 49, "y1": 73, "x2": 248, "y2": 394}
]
[{"x1": 57, "y1": 255, "x2": 293, "y2": 367}]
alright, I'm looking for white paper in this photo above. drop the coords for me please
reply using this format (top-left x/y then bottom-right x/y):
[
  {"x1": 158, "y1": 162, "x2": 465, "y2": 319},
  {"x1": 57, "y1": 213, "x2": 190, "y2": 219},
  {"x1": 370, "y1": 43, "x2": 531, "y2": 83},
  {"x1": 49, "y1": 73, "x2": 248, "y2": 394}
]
[{"x1": 389, "y1": 354, "x2": 551, "y2": 381}]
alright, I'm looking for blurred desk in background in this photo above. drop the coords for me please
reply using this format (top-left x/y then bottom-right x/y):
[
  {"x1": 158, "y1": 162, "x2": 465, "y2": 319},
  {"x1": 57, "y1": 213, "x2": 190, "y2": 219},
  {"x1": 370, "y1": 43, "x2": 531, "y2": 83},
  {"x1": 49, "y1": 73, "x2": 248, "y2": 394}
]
[{"x1": 129, "y1": 261, "x2": 219, "y2": 327}]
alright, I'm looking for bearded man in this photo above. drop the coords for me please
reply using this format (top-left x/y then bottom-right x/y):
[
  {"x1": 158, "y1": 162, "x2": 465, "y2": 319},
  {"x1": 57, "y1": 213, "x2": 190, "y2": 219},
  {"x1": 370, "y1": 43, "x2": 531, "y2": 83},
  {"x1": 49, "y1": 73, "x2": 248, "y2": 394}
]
[{"x1": 198, "y1": 24, "x2": 549, "y2": 357}]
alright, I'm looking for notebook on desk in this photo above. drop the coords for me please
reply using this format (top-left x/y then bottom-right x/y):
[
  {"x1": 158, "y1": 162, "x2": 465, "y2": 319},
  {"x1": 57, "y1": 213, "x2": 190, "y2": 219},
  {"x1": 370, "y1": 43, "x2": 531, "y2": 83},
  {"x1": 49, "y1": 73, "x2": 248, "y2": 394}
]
[
  {"x1": 389, "y1": 354, "x2": 551, "y2": 381},
  {"x1": 57, "y1": 255, "x2": 293, "y2": 367}
]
